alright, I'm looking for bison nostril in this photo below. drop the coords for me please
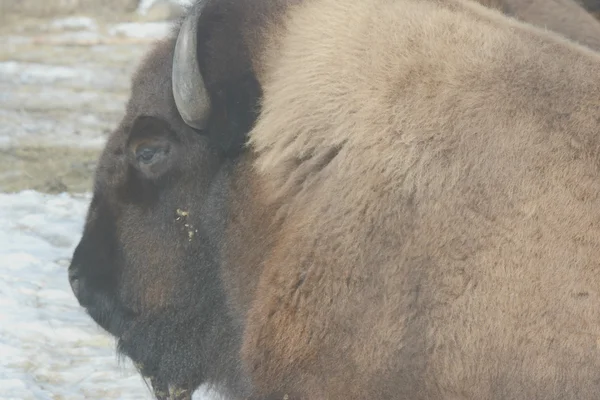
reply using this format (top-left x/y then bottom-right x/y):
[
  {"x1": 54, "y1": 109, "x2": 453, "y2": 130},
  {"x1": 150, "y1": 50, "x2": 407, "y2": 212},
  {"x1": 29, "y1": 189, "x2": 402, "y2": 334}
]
[
  {"x1": 70, "y1": 276, "x2": 80, "y2": 298},
  {"x1": 68, "y1": 267, "x2": 82, "y2": 299}
]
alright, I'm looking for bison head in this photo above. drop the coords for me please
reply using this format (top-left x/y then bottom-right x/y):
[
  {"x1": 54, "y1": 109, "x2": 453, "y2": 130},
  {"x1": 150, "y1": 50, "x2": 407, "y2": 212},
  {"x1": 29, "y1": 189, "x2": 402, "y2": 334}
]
[{"x1": 67, "y1": 1, "x2": 265, "y2": 398}]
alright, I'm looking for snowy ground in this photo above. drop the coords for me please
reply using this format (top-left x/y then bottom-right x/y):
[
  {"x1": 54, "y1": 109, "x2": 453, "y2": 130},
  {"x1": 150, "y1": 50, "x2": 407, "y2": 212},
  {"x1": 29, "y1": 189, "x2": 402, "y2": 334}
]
[{"x1": 0, "y1": 12, "x2": 218, "y2": 400}]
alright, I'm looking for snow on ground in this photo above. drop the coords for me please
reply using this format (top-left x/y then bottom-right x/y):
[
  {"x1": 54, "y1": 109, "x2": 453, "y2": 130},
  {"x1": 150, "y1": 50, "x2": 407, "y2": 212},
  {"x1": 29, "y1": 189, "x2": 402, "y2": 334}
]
[
  {"x1": 107, "y1": 22, "x2": 173, "y2": 40},
  {"x1": 48, "y1": 17, "x2": 99, "y2": 32},
  {"x1": 0, "y1": 191, "x2": 217, "y2": 399},
  {"x1": 137, "y1": 0, "x2": 194, "y2": 15}
]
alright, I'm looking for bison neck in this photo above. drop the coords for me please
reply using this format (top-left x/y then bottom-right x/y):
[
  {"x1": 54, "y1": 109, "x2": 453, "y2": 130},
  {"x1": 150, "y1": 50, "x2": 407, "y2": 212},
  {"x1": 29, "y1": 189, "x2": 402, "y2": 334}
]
[{"x1": 220, "y1": 155, "x2": 283, "y2": 325}]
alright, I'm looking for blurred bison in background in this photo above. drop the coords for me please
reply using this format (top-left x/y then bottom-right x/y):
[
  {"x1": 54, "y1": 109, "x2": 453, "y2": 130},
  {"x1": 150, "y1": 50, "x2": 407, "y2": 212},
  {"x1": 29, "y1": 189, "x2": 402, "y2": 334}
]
[
  {"x1": 580, "y1": 0, "x2": 600, "y2": 14},
  {"x1": 501, "y1": 0, "x2": 600, "y2": 50},
  {"x1": 69, "y1": 0, "x2": 600, "y2": 399}
]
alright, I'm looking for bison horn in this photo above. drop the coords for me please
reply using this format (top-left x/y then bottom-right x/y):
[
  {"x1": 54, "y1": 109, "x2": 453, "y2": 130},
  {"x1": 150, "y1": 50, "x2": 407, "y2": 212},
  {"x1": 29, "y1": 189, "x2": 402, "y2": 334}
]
[{"x1": 172, "y1": 1, "x2": 211, "y2": 130}]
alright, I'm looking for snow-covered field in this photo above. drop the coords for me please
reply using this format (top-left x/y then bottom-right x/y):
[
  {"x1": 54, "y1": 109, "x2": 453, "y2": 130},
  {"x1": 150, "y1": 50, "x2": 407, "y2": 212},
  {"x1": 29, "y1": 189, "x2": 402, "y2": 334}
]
[{"x1": 0, "y1": 9, "x2": 219, "y2": 400}]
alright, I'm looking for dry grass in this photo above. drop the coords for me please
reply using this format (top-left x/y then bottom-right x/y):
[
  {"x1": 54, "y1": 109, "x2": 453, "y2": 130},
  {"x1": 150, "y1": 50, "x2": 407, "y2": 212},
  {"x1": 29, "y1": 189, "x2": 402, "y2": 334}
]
[
  {"x1": 0, "y1": 146, "x2": 101, "y2": 194},
  {"x1": 0, "y1": 0, "x2": 139, "y2": 20}
]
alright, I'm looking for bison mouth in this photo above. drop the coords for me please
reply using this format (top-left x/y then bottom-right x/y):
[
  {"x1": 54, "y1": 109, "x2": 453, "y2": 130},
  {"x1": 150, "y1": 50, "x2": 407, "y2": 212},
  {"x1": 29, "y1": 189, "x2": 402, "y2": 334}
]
[
  {"x1": 73, "y1": 280, "x2": 202, "y2": 399},
  {"x1": 69, "y1": 256, "x2": 138, "y2": 338},
  {"x1": 80, "y1": 287, "x2": 138, "y2": 338}
]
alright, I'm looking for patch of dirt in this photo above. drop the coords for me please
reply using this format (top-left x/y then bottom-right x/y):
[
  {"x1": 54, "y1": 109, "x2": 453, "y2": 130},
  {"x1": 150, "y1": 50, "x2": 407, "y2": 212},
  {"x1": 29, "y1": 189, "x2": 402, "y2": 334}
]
[
  {"x1": 0, "y1": 146, "x2": 101, "y2": 193},
  {"x1": 0, "y1": 0, "x2": 139, "y2": 21}
]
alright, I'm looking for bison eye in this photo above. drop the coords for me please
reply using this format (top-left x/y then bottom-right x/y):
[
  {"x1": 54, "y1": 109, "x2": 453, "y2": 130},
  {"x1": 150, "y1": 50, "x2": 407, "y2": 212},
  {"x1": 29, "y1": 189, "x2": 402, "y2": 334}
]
[
  {"x1": 127, "y1": 116, "x2": 178, "y2": 179},
  {"x1": 136, "y1": 146, "x2": 165, "y2": 165}
]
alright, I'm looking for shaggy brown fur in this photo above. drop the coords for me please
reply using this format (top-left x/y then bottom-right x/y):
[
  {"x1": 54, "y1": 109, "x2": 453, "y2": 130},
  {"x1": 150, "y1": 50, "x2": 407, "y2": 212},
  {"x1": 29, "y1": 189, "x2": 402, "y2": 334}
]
[
  {"x1": 69, "y1": 0, "x2": 600, "y2": 399},
  {"x1": 217, "y1": 0, "x2": 600, "y2": 398}
]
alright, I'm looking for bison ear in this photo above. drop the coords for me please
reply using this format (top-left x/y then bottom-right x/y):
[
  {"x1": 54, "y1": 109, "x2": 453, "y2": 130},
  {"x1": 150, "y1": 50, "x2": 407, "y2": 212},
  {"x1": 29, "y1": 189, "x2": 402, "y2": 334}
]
[
  {"x1": 204, "y1": 72, "x2": 261, "y2": 157},
  {"x1": 126, "y1": 115, "x2": 179, "y2": 180}
]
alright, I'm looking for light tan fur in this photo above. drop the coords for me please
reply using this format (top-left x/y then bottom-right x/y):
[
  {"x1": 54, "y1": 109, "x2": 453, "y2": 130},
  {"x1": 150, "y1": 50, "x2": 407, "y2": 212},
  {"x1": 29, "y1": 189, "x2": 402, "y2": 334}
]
[{"x1": 219, "y1": 0, "x2": 600, "y2": 398}]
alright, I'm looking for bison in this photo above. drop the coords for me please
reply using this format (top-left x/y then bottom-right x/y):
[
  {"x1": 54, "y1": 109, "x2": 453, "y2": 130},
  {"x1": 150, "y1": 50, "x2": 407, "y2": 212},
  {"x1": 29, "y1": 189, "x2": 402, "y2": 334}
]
[{"x1": 69, "y1": 0, "x2": 600, "y2": 399}]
